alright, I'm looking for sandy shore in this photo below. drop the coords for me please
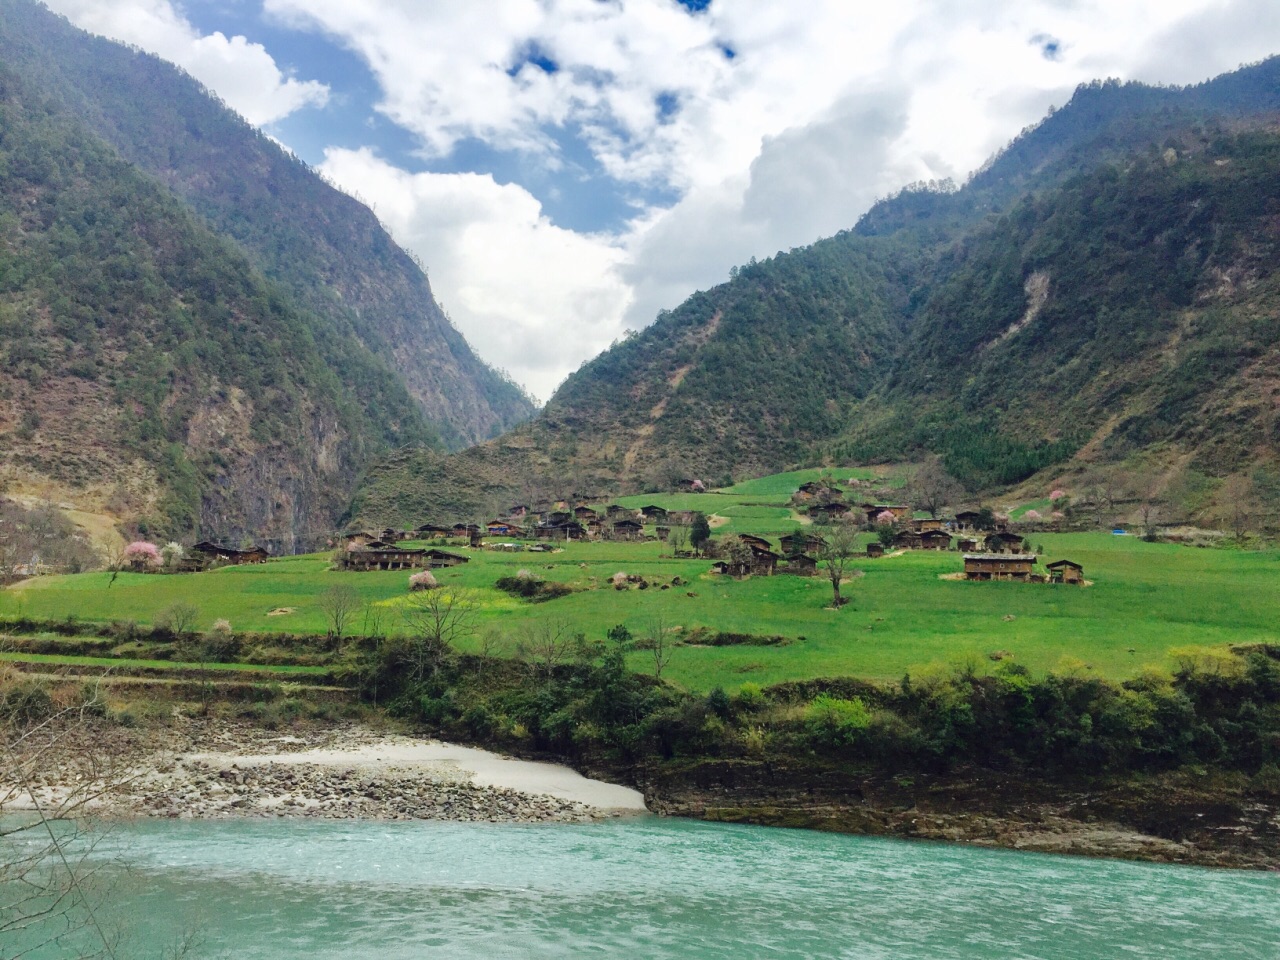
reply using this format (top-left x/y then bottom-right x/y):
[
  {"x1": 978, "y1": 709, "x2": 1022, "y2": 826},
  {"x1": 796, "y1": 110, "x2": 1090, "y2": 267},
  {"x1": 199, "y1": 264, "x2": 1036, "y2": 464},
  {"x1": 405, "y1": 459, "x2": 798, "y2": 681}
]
[{"x1": 7, "y1": 721, "x2": 647, "y2": 824}]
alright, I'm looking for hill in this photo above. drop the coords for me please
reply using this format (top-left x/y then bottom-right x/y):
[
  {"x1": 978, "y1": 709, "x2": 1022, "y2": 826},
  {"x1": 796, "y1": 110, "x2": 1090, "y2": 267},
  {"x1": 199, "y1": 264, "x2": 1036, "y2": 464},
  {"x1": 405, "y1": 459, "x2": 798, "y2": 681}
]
[
  {"x1": 351, "y1": 58, "x2": 1280, "y2": 525},
  {"x1": 0, "y1": 62, "x2": 431, "y2": 546},
  {"x1": 0, "y1": 0, "x2": 535, "y2": 449}
]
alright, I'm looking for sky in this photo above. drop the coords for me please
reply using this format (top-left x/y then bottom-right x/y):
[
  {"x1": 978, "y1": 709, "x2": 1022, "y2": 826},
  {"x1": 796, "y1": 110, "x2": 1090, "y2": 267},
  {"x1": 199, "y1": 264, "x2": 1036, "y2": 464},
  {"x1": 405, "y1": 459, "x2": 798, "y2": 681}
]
[{"x1": 42, "y1": 0, "x2": 1280, "y2": 402}]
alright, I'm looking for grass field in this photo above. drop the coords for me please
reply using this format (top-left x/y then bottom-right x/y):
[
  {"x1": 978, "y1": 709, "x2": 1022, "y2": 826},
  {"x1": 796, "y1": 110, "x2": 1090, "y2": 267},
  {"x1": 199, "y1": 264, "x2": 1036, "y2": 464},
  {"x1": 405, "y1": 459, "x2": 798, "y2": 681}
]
[
  {"x1": 0, "y1": 651, "x2": 330, "y2": 674},
  {"x1": 4, "y1": 527, "x2": 1277, "y2": 692}
]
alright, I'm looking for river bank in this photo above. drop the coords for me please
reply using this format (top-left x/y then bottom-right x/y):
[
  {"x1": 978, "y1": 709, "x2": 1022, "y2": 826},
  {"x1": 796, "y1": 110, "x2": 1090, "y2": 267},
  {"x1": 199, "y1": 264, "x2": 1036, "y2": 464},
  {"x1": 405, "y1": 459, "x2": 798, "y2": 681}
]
[{"x1": 6, "y1": 718, "x2": 646, "y2": 824}]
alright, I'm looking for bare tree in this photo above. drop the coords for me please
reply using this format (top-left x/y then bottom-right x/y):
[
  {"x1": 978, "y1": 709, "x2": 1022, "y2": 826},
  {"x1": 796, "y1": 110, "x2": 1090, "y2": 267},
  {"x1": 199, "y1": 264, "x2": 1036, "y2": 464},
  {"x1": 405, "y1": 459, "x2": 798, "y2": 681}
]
[
  {"x1": 1217, "y1": 474, "x2": 1257, "y2": 545},
  {"x1": 815, "y1": 522, "x2": 861, "y2": 608},
  {"x1": 515, "y1": 618, "x2": 578, "y2": 681},
  {"x1": 905, "y1": 457, "x2": 965, "y2": 518},
  {"x1": 156, "y1": 601, "x2": 200, "y2": 639},
  {"x1": 668, "y1": 524, "x2": 689, "y2": 557},
  {"x1": 1, "y1": 675, "x2": 124, "y2": 958},
  {"x1": 642, "y1": 616, "x2": 675, "y2": 680},
  {"x1": 318, "y1": 584, "x2": 360, "y2": 643},
  {"x1": 401, "y1": 587, "x2": 476, "y2": 680}
]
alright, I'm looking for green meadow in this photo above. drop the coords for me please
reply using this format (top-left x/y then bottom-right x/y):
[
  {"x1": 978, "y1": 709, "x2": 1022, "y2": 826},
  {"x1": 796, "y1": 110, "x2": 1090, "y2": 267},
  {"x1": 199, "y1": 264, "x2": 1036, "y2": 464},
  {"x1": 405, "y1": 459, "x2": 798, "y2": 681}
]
[{"x1": 4, "y1": 528, "x2": 1277, "y2": 693}]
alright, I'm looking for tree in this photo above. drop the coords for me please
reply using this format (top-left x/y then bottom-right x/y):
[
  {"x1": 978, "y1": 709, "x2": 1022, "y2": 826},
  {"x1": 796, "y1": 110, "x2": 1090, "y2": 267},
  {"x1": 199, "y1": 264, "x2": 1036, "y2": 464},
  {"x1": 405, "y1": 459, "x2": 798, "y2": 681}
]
[
  {"x1": 1217, "y1": 475, "x2": 1257, "y2": 545},
  {"x1": 689, "y1": 512, "x2": 711, "y2": 556},
  {"x1": 401, "y1": 587, "x2": 476, "y2": 681},
  {"x1": 905, "y1": 457, "x2": 965, "y2": 518},
  {"x1": 156, "y1": 601, "x2": 200, "y2": 638},
  {"x1": 815, "y1": 522, "x2": 861, "y2": 608},
  {"x1": 643, "y1": 615, "x2": 675, "y2": 680},
  {"x1": 668, "y1": 524, "x2": 690, "y2": 557},
  {"x1": 318, "y1": 584, "x2": 360, "y2": 643},
  {"x1": 515, "y1": 617, "x2": 578, "y2": 681}
]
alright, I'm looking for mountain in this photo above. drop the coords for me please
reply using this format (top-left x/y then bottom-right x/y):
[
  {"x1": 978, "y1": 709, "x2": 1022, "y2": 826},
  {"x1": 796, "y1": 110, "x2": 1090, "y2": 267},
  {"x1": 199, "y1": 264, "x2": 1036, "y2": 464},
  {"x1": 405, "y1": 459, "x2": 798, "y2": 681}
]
[
  {"x1": 0, "y1": 0, "x2": 535, "y2": 449},
  {"x1": 350, "y1": 58, "x2": 1280, "y2": 526},
  {"x1": 0, "y1": 62, "x2": 432, "y2": 546}
]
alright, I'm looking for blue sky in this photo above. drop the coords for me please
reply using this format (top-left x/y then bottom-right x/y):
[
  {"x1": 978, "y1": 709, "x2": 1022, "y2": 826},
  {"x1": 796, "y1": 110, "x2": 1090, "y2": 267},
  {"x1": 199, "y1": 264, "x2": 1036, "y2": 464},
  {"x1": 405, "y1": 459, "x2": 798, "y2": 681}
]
[{"x1": 44, "y1": 0, "x2": 1280, "y2": 399}]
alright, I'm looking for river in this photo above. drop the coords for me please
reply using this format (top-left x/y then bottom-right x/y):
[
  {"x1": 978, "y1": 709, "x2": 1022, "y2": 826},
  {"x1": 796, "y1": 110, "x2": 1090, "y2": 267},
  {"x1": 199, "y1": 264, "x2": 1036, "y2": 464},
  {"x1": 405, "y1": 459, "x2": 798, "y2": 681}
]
[{"x1": 8, "y1": 816, "x2": 1279, "y2": 958}]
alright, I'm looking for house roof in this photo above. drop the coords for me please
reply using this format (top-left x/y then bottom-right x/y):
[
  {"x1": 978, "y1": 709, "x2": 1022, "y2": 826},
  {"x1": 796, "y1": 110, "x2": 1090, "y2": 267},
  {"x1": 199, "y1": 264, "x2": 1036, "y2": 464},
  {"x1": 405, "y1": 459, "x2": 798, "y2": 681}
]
[
  {"x1": 963, "y1": 553, "x2": 1037, "y2": 562},
  {"x1": 1045, "y1": 559, "x2": 1083, "y2": 570}
]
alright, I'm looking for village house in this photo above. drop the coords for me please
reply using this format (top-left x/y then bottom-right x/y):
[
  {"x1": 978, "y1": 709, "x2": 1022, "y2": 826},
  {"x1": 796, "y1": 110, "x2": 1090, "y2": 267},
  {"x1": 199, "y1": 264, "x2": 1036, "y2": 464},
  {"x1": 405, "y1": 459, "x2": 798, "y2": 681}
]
[
  {"x1": 794, "y1": 480, "x2": 843, "y2": 503},
  {"x1": 639, "y1": 505, "x2": 669, "y2": 522},
  {"x1": 485, "y1": 519, "x2": 517, "y2": 536},
  {"x1": 607, "y1": 518, "x2": 645, "y2": 541},
  {"x1": 604, "y1": 504, "x2": 633, "y2": 520},
  {"x1": 666, "y1": 510, "x2": 698, "y2": 526},
  {"x1": 963, "y1": 553, "x2": 1037, "y2": 581},
  {"x1": 711, "y1": 559, "x2": 750, "y2": 578},
  {"x1": 547, "y1": 511, "x2": 572, "y2": 526},
  {"x1": 957, "y1": 537, "x2": 980, "y2": 553},
  {"x1": 1046, "y1": 559, "x2": 1085, "y2": 584},
  {"x1": 424, "y1": 549, "x2": 469, "y2": 568},
  {"x1": 538, "y1": 521, "x2": 586, "y2": 541},
  {"x1": 574, "y1": 505, "x2": 600, "y2": 522},
  {"x1": 746, "y1": 544, "x2": 781, "y2": 576},
  {"x1": 910, "y1": 517, "x2": 944, "y2": 533},
  {"x1": 655, "y1": 525, "x2": 671, "y2": 541},
  {"x1": 415, "y1": 524, "x2": 452, "y2": 538},
  {"x1": 737, "y1": 533, "x2": 773, "y2": 552},
  {"x1": 779, "y1": 532, "x2": 827, "y2": 555},
  {"x1": 186, "y1": 541, "x2": 269, "y2": 570},
  {"x1": 809, "y1": 502, "x2": 850, "y2": 521},
  {"x1": 782, "y1": 552, "x2": 818, "y2": 576},
  {"x1": 985, "y1": 531, "x2": 1027, "y2": 554},
  {"x1": 893, "y1": 530, "x2": 921, "y2": 550},
  {"x1": 918, "y1": 530, "x2": 953, "y2": 551},
  {"x1": 340, "y1": 545, "x2": 428, "y2": 571},
  {"x1": 953, "y1": 510, "x2": 985, "y2": 532},
  {"x1": 866, "y1": 542, "x2": 885, "y2": 558}
]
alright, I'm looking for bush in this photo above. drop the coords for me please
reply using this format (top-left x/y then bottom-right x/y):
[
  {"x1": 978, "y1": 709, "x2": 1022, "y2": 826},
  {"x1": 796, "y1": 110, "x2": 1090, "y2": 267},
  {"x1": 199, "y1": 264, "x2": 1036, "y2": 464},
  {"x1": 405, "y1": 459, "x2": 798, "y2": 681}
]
[
  {"x1": 1, "y1": 680, "x2": 54, "y2": 723},
  {"x1": 805, "y1": 694, "x2": 872, "y2": 747}
]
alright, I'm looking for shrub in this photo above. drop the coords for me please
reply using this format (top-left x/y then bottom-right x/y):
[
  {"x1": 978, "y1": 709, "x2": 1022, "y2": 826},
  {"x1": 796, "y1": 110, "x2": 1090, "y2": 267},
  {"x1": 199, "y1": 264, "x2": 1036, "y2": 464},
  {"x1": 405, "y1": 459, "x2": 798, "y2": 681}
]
[
  {"x1": 409, "y1": 570, "x2": 438, "y2": 591},
  {"x1": 203, "y1": 619, "x2": 240, "y2": 660},
  {"x1": 735, "y1": 682, "x2": 766, "y2": 712},
  {"x1": 805, "y1": 694, "x2": 872, "y2": 747}
]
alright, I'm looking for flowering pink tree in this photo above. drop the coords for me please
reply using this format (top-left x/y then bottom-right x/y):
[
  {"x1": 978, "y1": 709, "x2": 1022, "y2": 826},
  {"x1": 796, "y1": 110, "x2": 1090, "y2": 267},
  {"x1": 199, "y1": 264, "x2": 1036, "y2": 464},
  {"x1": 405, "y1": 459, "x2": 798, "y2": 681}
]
[
  {"x1": 1051, "y1": 511, "x2": 1065, "y2": 520},
  {"x1": 1023, "y1": 509, "x2": 1042, "y2": 522},
  {"x1": 1049, "y1": 489, "x2": 1066, "y2": 501},
  {"x1": 691, "y1": 479, "x2": 706, "y2": 492},
  {"x1": 875, "y1": 510, "x2": 896, "y2": 525},
  {"x1": 123, "y1": 540, "x2": 161, "y2": 570}
]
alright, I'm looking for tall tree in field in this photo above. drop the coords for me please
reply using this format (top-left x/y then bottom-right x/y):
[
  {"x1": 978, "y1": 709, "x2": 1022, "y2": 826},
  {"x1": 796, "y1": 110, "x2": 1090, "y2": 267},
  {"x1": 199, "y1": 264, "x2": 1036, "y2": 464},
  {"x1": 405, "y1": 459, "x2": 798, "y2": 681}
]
[
  {"x1": 690, "y1": 512, "x2": 711, "y2": 556},
  {"x1": 815, "y1": 522, "x2": 861, "y2": 608},
  {"x1": 905, "y1": 457, "x2": 965, "y2": 518}
]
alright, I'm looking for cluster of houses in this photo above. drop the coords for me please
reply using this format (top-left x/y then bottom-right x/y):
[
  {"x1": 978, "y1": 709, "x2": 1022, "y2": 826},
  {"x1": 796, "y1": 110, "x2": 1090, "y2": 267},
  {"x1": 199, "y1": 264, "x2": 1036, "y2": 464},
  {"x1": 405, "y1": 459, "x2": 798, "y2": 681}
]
[
  {"x1": 709, "y1": 532, "x2": 829, "y2": 578},
  {"x1": 175, "y1": 541, "x2": 270, "y2": 572}
]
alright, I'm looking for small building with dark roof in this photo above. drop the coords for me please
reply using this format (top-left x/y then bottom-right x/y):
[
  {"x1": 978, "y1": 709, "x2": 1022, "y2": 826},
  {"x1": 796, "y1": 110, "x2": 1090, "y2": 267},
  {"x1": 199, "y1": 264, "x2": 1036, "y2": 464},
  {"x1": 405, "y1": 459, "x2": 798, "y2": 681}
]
[
  {"x1": 1046, "y1": 559, "x2": 1084, "y2": 584},
  {"x1": 918, "y1": 530, "x2": 953, "y2": 551},
  {"x1": 963, "y1": 553, "x2": 1037, "y2": 581},
  {"x1": 985, "y1": 531, "x2": 1026, "y2": 554},
  {"x1": 866, "y1": 542, "x2": 885, "y2": 558}
]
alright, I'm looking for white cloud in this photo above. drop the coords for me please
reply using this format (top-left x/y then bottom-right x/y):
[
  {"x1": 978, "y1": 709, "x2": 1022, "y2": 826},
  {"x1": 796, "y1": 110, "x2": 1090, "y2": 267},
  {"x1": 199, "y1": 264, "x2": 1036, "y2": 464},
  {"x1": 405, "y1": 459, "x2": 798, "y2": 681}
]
[
  {"x1": 318, "y1": 148, "x2": 631, "y2": 402},
  {"x1": 43, "y1": 0, "x2": 328, "y2": 125},
  {"x1": 52, "y1": 0, "x2": 1280, "y2": 396}
]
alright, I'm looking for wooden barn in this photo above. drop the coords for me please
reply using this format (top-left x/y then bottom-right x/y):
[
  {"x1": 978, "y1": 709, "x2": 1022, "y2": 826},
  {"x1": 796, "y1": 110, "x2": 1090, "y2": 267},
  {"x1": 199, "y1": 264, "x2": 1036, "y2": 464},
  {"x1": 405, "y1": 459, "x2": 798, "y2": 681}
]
[
  {"x1": 780, "y1": 533, "x2": 827, "y2": 555},
  {"x1": 954, "y1": 510, "x2": 984, "y2": 531},
  {"x1": 341, "y1": 546, "x2": 427, "y2": 571},
  {"x1": 893, "y1": 530, "x2": 921, "y2": 550},
  {"x1": 918, "y1": 530, "x2": 953, "y2": 551},
  {"x1": 1046, "y1": 559, "x2": 1084, "y2": 584},
  {"x1": 604, "y1": 504, "x2": 633, "y2": 520},
  {"x1": 963, "y1": 553, "x2": 1037, "y2": 581},
  {"x1": 957, "y1": 537, "x2": 979, "y2": 552},
  {"x1": 574, "y1": 505, "x2": 600, "y2": 522},
  {"x1": 485, "y1": 519, "x2": 517, "y2": 536},
  {"x1": 424, "y1": 549, "x2": 469, "y2": 568},
  {"x1": 639, "y1": 505, "x2": 669, "y2": 521},
  {"x1": 738, "y1": 533, "x2": 773, "y2": 552},
  {"x1": 985, "y1": 532, "x2": 1026, "y2": 554},
  {"x1": 866, "y1": 542, "x2": 885, "y2": 558},
  {"x1": 809, "y1": 502, "x2": 849, "y2": 521},
  {"x1": 862, "y1": 503, "x2": 911, "y2": 524},
  {"x1": 910, "y1": 517, "x2": 944, "y2": 533},
  {"x1": 187, "y1": 542, "x2": 269, "y2": 569},
  {"x1": 415, "y1": 524, "x2": 452, "y2": 538},
  {"x1": 608, "y1": 519, "x2": 646, "y2": 541},
  {"x1": 782, "y1": 553, "x2": 818, "y2": 576},
  {"x1": 746, "y1": 544, "x2": 780, "y2": 576}
]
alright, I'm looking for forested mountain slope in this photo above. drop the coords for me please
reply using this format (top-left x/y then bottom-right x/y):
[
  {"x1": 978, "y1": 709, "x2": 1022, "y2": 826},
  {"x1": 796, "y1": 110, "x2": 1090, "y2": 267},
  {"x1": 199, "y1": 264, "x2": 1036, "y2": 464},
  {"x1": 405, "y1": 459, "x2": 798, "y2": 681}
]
[
  {"x1": 351, "y1": 58, "x2": 1280, "y2": 525},
  {"x1": 0, "y1": 64, "x2": 430, "y2": 546},
  {"x1": 0, "y1": 0, "x2": 535, "y2": 448}
]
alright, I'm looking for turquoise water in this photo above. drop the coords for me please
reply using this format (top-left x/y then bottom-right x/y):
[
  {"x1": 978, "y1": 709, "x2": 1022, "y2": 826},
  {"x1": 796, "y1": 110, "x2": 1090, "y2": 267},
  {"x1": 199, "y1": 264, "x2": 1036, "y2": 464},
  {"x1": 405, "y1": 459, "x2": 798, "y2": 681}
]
[{"x1": 8, "y1": 816, "x2": 1280, "y2": 959}]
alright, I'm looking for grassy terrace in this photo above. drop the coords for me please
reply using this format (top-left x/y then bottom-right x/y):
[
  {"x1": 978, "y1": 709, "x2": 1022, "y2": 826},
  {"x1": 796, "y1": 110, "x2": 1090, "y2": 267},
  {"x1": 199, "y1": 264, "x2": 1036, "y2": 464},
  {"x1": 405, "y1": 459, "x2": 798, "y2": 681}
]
[{"x1": 4, "y1": 523, "x2": 1278, "y2": 692}]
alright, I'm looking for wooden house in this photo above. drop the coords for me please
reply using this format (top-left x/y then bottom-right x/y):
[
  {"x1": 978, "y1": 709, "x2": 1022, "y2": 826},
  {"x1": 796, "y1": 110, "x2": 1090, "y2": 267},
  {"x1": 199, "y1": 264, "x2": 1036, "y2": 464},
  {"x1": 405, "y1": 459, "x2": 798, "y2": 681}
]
[
  {"x1": 985, "y1": 532, "x2": 1026, "y2": 554},
  {"x1": 866, "y1": 542, "x2": 885, "y2": 558},
  {"x1": 794, "y1": 481, "x2": 843, "y2": 502},
  {"x1": 746, "y1": 544, "x2": 780, "y2": 576},
  {"x1": 918, "y1": 530, "x2": 953, "y2": 551},
  {"x1": 910, "y1": 517, "x2": 944, "y2": 533},
  {"x1": 449, "y1": 523, "x2": 477, "y2": 539},
  {"x1": 604, "y1": 504, "x2": 633, "y2": 520},
  {"x1": 538, "y1": 521, "x2": 586, "y2": 541},
  {"x1": 485, "y1": 519, "x2": 517, "y2": 536},
  {"x1": 667, "y1": 510, "x2": 697, "y2": 526},
  {"x1": 655, "y1": 525, "x2": 670, "y2": 541},
  {"x1": 547, "y1": 511, "x2": 572, "y2": 526},
  {"x1": 779, "y1": 533, "x2": 827, "y2": 555},
  {"x1": 782, "y1": 553, "x2": 818, "y2": 576},
  {"x1": 341, "y1": 546, "x2": 427, "y2": 571},
  {"x1": 809, "y1": 502, "x2": 849, "y2": 521},
  {"x1": 893, "y1": 530, "x2": 921, "y2": 549},
  {"x1": 424, "y1": 549, "x2": 469, "y2": 568},
  {"x1": 957, "y1": 537, "x2": 979, "y2": 553},
  {"x1": 861, "y1": 503, "x2": 910, "y2": 524},
  {"x1": 639, "y1": 505, "x2": 669, "y2": 521},
  {"x1": 963, "y1": 553, "x2": 1036, "y2": 581},
  {"x1": 509, "y1": 505, "x2": 530, "y2": 519},
  {"x1": 954, "y1": 510, "x2": 984, "y2": 532},
  {"x1": 381, "y1": 527, "x2": 408, "y2": 544},
  {"x1": 415, "y1": 524, "x2": 452, "y2": 538},
  {"x1": 738, "y1": 533, "x2": 773, "y2": 552},
  {"x1": 608, "y1": 518, "x2": 646, "y2": 541},
  {"x1": 711, "y1": 559, "x2": 750, "y2": 578},
  {"x1": 190, "y1": 542, "x2": 269, "y2": 567},
  {"x1": 574, "y1": 505, "x2": 600, "y2": 522},
  {"x1": 1046, "y1": 559, "x2": 1084, "y2": 584}
]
